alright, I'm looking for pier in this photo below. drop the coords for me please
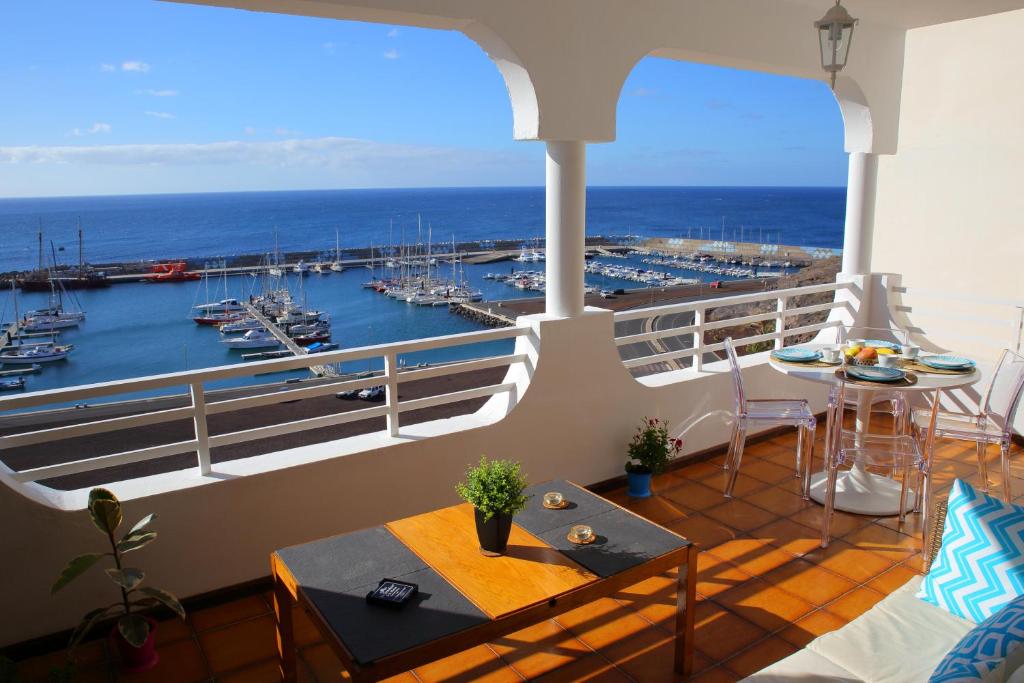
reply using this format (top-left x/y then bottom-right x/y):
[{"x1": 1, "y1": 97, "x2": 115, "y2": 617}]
[{"x1": 240, "y1": 302, "x2": 337, "y2": 378}]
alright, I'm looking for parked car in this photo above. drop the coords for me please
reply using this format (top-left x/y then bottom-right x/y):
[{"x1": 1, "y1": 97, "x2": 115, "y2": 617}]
[
  {"x1": 358, "y1": 386, "x2": 385, "y2": 401},
  {"x1": 335, "y1": 389, "x2": 359, "y2": 400},
  {"x1": 600, "y1": 290, "x2": 616, "y2": 299}
]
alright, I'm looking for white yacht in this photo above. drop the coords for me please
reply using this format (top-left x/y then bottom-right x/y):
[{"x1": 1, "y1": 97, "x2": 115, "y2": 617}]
[{"x1": 221, "y1": 329, "x2": 281, "y2": 350}]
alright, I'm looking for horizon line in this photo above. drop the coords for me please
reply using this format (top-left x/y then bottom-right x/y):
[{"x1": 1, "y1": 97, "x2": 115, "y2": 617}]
[{"x1": 0, "y1": 183, "x2": 848, "y2": 202}]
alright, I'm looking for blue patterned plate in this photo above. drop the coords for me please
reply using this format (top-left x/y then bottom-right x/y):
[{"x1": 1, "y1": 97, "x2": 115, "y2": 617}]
[
  {"x1": 845, "y1": 365, "x2": 906, "y2": 383},
  {"x1": 771, "y1": 348, "x2": 822, "y2": 363},
  {"x1": 855, "y1": 339, "x2": 901, "y2": 351},
  {"x1": 920, "y1": 355, "x2": 975, "y2": 370}
]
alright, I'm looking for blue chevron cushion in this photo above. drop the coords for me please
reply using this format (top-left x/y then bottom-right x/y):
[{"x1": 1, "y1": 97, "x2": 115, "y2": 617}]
[
  {"x1": 929, "y1": 594, "x2": 1024, "y2": 682},
  {"x1": 919, "y1": 479, "x2": 1024, "y2": 623}
]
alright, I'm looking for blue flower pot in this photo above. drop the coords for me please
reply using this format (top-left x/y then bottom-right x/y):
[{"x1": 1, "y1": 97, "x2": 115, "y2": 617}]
[{"x1": 627, "y1": 471, "x2": 652, "y2": 498}]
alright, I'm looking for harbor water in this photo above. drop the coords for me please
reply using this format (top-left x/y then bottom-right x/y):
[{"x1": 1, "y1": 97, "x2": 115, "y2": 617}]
[{"x1": 0, "y1": 186, "x2": 845, "y2": 401}]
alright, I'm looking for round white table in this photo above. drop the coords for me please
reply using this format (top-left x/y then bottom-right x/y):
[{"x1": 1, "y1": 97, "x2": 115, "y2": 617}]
[{"x1": 769, "y1": 348, "x2": 981, "y2": 516}]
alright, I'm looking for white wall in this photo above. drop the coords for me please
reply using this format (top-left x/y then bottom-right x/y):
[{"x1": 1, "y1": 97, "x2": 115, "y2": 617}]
[
  {"x1": 872, "y1": 10, "x2": 1024, "y2": 356},
  {"x1": 0, "y1": 308, "x2": 832, "y2": 647}
]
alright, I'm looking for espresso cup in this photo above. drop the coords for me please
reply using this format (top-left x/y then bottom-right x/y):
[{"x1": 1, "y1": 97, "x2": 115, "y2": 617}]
[
  {"x1": 878, "y1": 354, "x2": 901, "y2": 368},
  {"x1": 822, "y1": 347, "x2": 841, "y2": 363},
  {"x1": 901, "y1": 344, "x2": 920, "y2": 359}
]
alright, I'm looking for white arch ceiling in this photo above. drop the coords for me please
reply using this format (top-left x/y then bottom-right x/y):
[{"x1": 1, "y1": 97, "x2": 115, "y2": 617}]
[{"x1": 165, "y1": 0, "x2": 1024, "y2": 154}]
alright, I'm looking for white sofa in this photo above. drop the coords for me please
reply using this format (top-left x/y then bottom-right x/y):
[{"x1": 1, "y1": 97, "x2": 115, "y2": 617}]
[{"x1": 743, "y1": 575, "x2": 1024, "y2": 682}]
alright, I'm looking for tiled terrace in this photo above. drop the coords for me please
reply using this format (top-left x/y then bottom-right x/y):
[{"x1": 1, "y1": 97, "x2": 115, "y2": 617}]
[{"x1": 14, "y1": 422, "x2": 1022, "y2": 683}]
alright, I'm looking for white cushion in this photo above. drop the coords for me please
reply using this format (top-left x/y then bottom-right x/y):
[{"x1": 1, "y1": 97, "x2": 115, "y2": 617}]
[
  {"x1": 807, "y1": 576, "x2": 976, "y2": 683},
  {"x1": 741, "y1": 648, "x2": 859, "y2": 682}
]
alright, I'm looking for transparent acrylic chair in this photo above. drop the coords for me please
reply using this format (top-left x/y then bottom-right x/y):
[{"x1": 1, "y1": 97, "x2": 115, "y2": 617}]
[
  {"x1": 837, "y1": 325, "x2": 911, "y2": 434},
  {"x1": 723, "y1": 337, "x2": 817, "y2": 499},
  {"x1": 821, "y1": 380, "x2": 930, "y2": 548},
  {"x1": 911, "y1": 349, "x2": 1024, "y2": 501}
]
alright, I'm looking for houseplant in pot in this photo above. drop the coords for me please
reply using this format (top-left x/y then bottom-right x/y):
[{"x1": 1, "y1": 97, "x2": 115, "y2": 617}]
[
  {"x1": 456, "y1": 456, "x2": 530, "y2": 556},
  {"x1": 51, "y1": 488, "x2": 185, "y2": 672},
  {"x1": 626, "y1": 417, "x2": 683, "y2": 498}
]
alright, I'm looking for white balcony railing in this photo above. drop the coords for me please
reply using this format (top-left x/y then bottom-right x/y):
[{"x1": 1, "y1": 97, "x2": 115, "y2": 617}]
[
  {"x1": 613, "y1": 281, "x2": 852, "y2": 373},
  {"x1": 0, "y1": 325, "x2": 530, "y2": 485}
]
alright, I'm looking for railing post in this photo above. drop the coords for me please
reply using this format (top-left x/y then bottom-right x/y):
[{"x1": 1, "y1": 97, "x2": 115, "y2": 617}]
[
  {"x1": 775, "y1": 295, "x2": 788, "y2": 350},
  {"x1": 384, "y1": 352, "x2": 400, "y2": 437},
  {"x1": 693, "y1": 307, "x2": 705, "y2": 372},
  {"x1": 190, "y1": 382, "x2": 212, "y2": 475}
]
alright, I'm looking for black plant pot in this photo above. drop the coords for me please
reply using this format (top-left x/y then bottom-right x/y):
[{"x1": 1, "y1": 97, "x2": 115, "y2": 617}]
[{"x1": 474, "y1": 508, "x2": 513, "y2": 556}]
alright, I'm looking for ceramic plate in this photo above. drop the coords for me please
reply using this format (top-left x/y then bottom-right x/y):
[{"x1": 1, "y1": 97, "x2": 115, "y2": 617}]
[
  {"x1": 920, "y1": 355, "x2": 975, "y2": 369},
  {"x1": 845, "y1": 365, "x2": 906, "y2": 383},
  {"x1": 771, "y1": 348, "x2": 822, "y2": 363},
  {"x1": 856, "y1": 339, "x2": 902, "y2": 351}
]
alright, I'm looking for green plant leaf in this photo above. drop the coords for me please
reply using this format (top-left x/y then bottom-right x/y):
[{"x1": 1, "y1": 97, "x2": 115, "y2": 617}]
[
  {"x1": 117, "y1": 614, "x2": 150, "y2": 649},
  {"x1": 125, "y1": 513, "x2": 156, "y2": 538},
  {"x1": 117, "y1": 532, "x2": 157, "y2": 554},
  {"x1": 136, "y1": 586, "x2": 185, "y2": 619},
  {"x1": 67, "y1": 606, "x2": 114, "y2": 652},
  {"x1": 51, "y1": 553, "x2": 105, "y2": 594},
  {"x1": 87, "y1": 489, "x2": 121, "y2": 535},
  {"x1": 455, "y1": 456, "x2": 530, "y2": 522},
  {"x1": 105, "y1": 567, "x2": 144, "y2": 590}
]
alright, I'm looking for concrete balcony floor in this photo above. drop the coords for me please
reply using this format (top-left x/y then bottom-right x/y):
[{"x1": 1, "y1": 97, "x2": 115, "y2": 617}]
[{"x1": 15, "y1": 421, "x2": 1023, "y2": 683}]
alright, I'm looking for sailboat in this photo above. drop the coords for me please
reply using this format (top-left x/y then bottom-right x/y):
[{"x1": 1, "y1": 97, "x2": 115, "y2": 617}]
[
  {"x1": 192, "y1": 262, "x2": 244, "y2": 325},
  {"x1": 330, "y1": 229, "x2": 344, "y2": 272},
  {"x1": 22, "y1": 244, "x2": 87, "y2": 332},
  {"x1": 1, "y1": 282, "x2": 74, "y2": 364}
]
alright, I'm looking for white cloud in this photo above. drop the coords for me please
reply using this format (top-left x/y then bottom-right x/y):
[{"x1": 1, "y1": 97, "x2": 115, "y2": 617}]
[
  {"x1": 322, "y1": 41, "x2": 336, "y2": 55},
  {"x1": 274, "y1": 127, "x2": 301, "y2": 137},
  {"x1": 67, "y1": 122, "x2": 112, "y2": 137},
  {"x1": 383, "y1": 48, "x2": 400, "y2": 60},
  {"x1": 0, "y1": 136, "x2": 515, "y2": 171},
  {"x1": 243, "y1": 126, "x2": 257, "y2": 136},
  {"x1": 387, "y1": 28, "x2": 399, "y2": 38},
  {"x1": 145, "y1": 111, "x2": 175, "y2": 119},
  {"x1": 121, "y1": 61, "x2": 150, "y2": 73},
  {"x1": 137, "y1": 89, "x2": 178, "y2": 97},
  {"x1": 100, "y1": 63, "x2": 116, "y2": 72},
  {"x1": 630, "y1": 87, "x2": 658, "y2": 98}
]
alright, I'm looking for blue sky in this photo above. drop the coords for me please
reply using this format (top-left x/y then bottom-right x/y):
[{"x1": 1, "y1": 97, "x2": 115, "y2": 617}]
[{"x1": 0, "y1": 1, "x2": 847, "y2": 197}]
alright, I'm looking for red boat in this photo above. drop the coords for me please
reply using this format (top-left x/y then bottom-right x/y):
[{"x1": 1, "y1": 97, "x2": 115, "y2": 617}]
[
  {"x1": 193, "y1": 313, "x2": 244, "y2": 326},
  {"x1": 141, "y1": 262, "x2": 201, "y2": 283}
]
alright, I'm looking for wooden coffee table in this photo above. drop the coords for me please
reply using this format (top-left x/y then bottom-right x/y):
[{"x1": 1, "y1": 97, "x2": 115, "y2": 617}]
[{"x1": 271, "y1": 480, "x2": 697, "y2": 681}]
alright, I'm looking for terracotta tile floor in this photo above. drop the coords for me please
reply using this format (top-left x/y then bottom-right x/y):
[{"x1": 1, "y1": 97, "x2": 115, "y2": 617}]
[{"x1": 15, "y1": 423, "x2": 1024, "y2": 682}]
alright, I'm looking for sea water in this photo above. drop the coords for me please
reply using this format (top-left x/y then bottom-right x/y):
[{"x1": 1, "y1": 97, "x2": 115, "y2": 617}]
[{"x1": 0, "y1": 186, "x2": 845, "y2": 398}]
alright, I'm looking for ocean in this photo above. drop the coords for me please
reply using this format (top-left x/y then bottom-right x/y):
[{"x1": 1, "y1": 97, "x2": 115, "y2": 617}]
[{"x1": 0, "y1": 186, "x2": 846, "y2": 399}]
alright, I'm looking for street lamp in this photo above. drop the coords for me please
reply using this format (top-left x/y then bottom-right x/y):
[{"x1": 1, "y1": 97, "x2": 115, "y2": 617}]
[{"x1": 815, "y1": 1, "x2": 858, "y2": 89}]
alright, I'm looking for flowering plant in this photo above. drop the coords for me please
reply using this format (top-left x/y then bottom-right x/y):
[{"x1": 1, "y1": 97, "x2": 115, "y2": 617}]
[{"x1": 625, "y1": 417, "x2": 683, "y2": 475}]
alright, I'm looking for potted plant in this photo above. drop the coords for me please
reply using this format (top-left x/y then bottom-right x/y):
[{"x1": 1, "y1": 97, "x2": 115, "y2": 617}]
[
  {"x1": 625, "y1": 417, "x2": 683, "y2": 498},
  {"x1": 456, "y1": 456, "x2": 530, "y2": 556},
  {"x1": 51, "y1": 488, "x2": 185, "y2": 673}
]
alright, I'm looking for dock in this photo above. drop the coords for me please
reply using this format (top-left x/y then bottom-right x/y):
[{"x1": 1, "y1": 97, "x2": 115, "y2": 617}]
[{"x1": 240, "y1": 302, "x2": 337, "y2": 377}]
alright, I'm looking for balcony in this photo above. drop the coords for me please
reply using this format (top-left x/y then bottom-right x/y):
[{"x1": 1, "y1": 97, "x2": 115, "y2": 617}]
[
  {"x1": 11, "y1": 425, "x2": 1019, "y2": 682},
  {"x1": 4, "y1": 0, "x2": 1024, "y2": 680}
]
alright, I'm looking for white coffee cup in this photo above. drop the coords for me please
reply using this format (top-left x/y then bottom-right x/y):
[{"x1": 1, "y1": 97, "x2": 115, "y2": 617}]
[
  {"x1": 822, "y1": 347, "x2": 841, "y2": 363},
  {"x1": 900, "y1": 344, "x2": 920, "y2": 359},
  {"x1": 878, "y1": 354, "x2": 901, "y2": 368}
]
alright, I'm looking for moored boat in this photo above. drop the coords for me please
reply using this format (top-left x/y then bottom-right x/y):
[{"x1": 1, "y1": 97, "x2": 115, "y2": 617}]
[
  {"x1": 221, "y1": 329, "x2": 282, "y2": 350},
  {"x1": 0, "y1": 377, "x2": 26, "y2": 391},
  {"x1": 0, "y1": 343, "x2": 74, "y2": 364}
]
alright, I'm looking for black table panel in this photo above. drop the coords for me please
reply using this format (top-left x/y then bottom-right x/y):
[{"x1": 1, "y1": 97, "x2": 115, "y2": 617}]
[{"x1": 276, "y1": 526, "x2": 488, "y2": 664}]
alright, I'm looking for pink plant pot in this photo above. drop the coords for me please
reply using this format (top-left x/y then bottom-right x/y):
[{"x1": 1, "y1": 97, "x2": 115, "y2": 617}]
[{"x1": 111, "y1": 616, "x2": 159, "y2": 673}]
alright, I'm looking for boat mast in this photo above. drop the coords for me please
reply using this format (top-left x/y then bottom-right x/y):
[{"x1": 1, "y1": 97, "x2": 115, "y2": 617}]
[
  {"x1": 78, "y1": 219, "x2": 84, "y2": 279},
  {"x1": 37, "y1": 220, "x2": 43, "y2": 273}
]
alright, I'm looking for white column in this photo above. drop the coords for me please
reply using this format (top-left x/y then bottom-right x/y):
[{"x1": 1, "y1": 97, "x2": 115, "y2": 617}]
[
  {"x1": 545, "y1": 140, "x2": 586, "y2": 318},
  {"x1": 841, "y1": 152, "x2": 878, "y2": 274}
]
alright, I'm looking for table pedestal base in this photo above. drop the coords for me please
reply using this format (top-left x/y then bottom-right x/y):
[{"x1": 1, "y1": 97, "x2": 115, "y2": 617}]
[{"x1": 808, "y1": 466, "x2": 916, "y2": 516}]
